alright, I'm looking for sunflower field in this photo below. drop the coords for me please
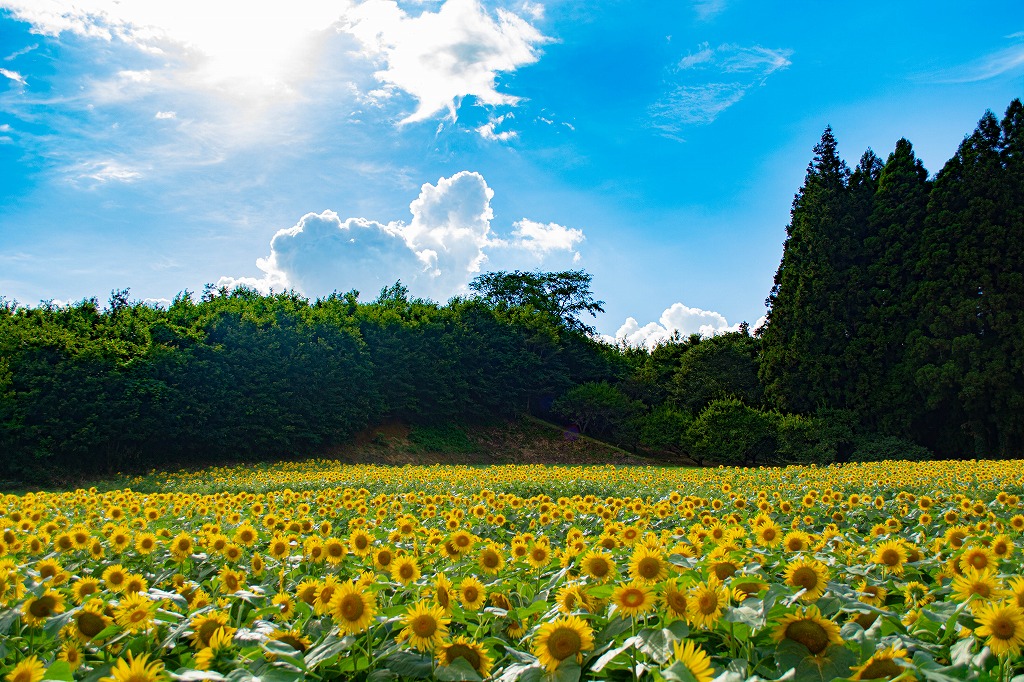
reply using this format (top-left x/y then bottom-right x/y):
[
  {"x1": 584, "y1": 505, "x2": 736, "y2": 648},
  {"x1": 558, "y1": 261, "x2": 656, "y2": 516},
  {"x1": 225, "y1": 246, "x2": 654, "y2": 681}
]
[{"x1": 2, "y1": 460, "x2": 1024, "y2": 682}]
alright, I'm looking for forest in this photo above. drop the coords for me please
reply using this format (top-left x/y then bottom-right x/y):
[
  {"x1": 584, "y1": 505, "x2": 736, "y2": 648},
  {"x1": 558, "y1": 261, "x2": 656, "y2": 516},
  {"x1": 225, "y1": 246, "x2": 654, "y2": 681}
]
[{"x1": 0, "y1": 98, "x2": 1020, "y2": 482}]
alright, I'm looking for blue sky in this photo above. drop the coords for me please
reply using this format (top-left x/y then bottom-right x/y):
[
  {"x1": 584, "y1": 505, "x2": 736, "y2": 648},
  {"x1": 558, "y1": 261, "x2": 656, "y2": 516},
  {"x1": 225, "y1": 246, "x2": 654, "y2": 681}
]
[{"x1": 1, "y1": 0, "x2": 1022, "y2": 343}]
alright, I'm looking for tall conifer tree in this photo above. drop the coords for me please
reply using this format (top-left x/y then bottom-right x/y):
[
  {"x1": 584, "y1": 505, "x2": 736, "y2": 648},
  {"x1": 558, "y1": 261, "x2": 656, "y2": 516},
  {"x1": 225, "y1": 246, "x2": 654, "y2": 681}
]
[{"x1": 760, "y1": 127, "x2": 856, "y2": 413}]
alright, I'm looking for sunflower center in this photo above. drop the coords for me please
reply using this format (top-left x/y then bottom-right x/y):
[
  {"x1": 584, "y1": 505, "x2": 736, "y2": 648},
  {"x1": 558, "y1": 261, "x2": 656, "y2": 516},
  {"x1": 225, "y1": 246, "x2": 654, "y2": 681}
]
[
  {"x1": 588, "y1": 559, "x2": 610, "y2": 577},
  {"x1": 77, "y1": 611, "x2": 106, "y2": 637},
  {"x1": 713, "y1": 562, "x2": 737, "y2": 580},
  {"x1": 970, "y1": 554, "x2": 988, "y2": 569},
  {"x1": 482, "y1": 551, "x2": 499, "y2": 568},
  {"x1": 437, "y1": 589, "x2": 450, "y2": 608},
  {"x1": 446, "y1": 644, "x2": 481, "y2": 670},
  {"x1": 621, "y1": 588, "x2": 644, "y2": 607},
  {"x1": 130, "y1": 609, "x2": 147, "y2": 623},
  {"x1": 532, "y1": 548, "x2": 547, "y2": 562},
  {"x1": 667, "y1": 590, "x2": 687, "y2": 612},
  {"x1": 784, "y1": 619, "x2": 830, "y2": 654},
  {"x1": 637, "y1": 557, "x2": 661, "y2": 580},
  {"x1": 792, "y1": 567, "x2": 819, "y2": 590},
  {"x1": 340, "y1": 594, "x2": 365, "y2": 621},
  {"x1": 412, "y1": 614, "x2": 438, "y2": 638},
  {"x1": 399, "y1": 564, "x2": 415, "y2": 579},
  {"x1": 355, "y1": 536, "x2": 368, "y2": 550},
  {"x1": 10, "y1": 670, "x2": 34, "y2": 682},
  {"x1": 990, "y1": 616, "x2": 1017, "y2": 640},
  {"x1": 880, "y1": 549, "x2": 901, "y2": 566},
  {"x1": 858, "y1": 658, "x2": 901, "y2": 679},
  {"x1": 29, "y1": 595, "x2": 56, "y2": 618},
  {"x1": 277, "y1": 634, "x2": 308, "y2": 651},
  {"x1": 971, "y1": 582, "x2": 991, "y2": 598},
  {"x1": 546, "y1": 627, "x2": 582, "y2": 660},
  {"x1": 463, "y1": 586, "x2": 479, "y2": 602},
  {"x1": 763, "y1": 528, "x2": 777, "y2": 541}
]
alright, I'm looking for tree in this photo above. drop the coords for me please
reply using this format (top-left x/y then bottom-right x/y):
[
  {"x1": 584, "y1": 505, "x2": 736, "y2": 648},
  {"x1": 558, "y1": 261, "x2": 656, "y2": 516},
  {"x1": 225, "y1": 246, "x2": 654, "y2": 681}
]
[
  {"x1": 670, "y1": 330, "x2": 761, "y2": 414},
  {"x1": 469, "y1": 270, "x2": 605, "y2": 335},
  {"x1": 552, "y1": 382, "x2": 643, "y2": 438},
  {"x1": 759, "y1": 127, "x2": 859, "y2": 413}
]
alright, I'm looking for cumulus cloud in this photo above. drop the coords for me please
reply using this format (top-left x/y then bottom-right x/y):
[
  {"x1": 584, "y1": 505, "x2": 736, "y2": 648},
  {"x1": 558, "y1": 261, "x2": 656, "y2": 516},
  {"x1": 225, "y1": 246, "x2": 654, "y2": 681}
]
[
  {"x1": 606, "y1": 302, "x2": 767, "y2": 348},
  {"x1": 218, "y1": 171, "x2": 585, "y2": 301},
  {"x1": 650, "y1": 42, "x2": 792, "y2": 138},
  {"x1": 476, "y1": 113, "x2": 518, "y2": 141},
  {"x1": 343, "y1": 0, "x2": 549, "y2": 124}
]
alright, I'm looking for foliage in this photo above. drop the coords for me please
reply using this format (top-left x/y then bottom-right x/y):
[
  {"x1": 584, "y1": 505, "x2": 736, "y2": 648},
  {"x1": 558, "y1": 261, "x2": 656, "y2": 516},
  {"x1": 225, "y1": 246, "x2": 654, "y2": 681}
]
[
  {"x1": 685, "y1": 398, "x2": 778, "y2": 467},
  {"x1": 551, "y1": 381, "x2": 643, "y2": 439}
]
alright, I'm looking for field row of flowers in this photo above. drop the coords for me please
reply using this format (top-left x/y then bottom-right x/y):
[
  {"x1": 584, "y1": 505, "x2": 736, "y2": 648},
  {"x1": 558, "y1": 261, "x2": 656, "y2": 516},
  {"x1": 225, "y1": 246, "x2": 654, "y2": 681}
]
[{"x1": 1, "y1": 460, "x2": 1023, "y2": 681}]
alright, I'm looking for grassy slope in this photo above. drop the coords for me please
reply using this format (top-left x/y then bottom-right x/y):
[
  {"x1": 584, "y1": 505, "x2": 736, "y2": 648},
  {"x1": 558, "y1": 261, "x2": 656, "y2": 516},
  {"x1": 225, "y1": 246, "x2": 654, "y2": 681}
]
[{"x1": 324, "y1": 416, "x2": 667, "y2": 466}]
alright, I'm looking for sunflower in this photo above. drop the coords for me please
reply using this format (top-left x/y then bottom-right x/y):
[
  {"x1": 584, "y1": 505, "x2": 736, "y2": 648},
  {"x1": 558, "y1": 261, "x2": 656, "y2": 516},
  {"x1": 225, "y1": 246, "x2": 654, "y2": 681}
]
[
  {"x1": 783, "y1": 530, "x2": 813, "y2": 553},
  {"x1": 189, "y1": 611, "x2": 234, "y2": 649},
  {"x1": 21, "y1": 589, "x2": 65, "y2": 626},
  {"x1": 399, "y1": 601, "x2": 450, "y2": 652},
  {"x1": 328, "y1": 581, "x2": 376, "y2": 635},
  {"x1": 59, "y1": 640, "x2": 85, "y2": 670},
  {"x1": 855, "y1": 580, "x2": 888, "y2": 607},
  {"x1": 951, "y1": 567, "x2": 1008, "y2": 603},
  {"x1": 973, "y1": 601, "x2": 1024, "y2": 657},
  {"x1": 103, "y1": 564, "x2": 128, "y2": 592},
  {"x1": 72, "y1": 599, "x2": 112, "y2": 642},
  {"x1": 612, "y1": 581, "x2": 656, "y2": 618},
  {"x1": 373, "y1": 546, "x2": 395, "y2": 572},
  {"x1": 4, "y1": 656, "x2": 45, "y2": 682},
  {"x1": 990, "y1": 534, "x2": 1014, "y2": 560},
  {"x1": 672, "y1": 640, "x2": 714, "y2": 682},
  {"x1": 771, "y1": 606, "x2": 843, "y2": 655},
  {"x1": 313, "y1": 575, "x2": 343, "y2": 615},
  {"x1": 1008, "y1": 577, "x2": 1024, "y2": 609},
  {"x1": 555, "y1": 583, "x2": 592, "y2": 615},
  {"x1": 123, "y1": 573, "x2": 148, "y2": 594},
  {"x1": 170, "y1": 532, "x2": 194, "y2": 560},
  {"x1": 437, "y1": 637, "x2": 493, "y2": 678},
  {"x1": 755, "y1": 521, "x2": 784, "y2": 548},
  {"x1": 100, "y1": 652, "x2": 165, "y2": 682},
  {"x1": 478, "y1": 545, "x2": 505, "y2": 575},
  {"x1": 217, "y1": 567, "x2": 245, "y2": 595},
  {"x1": 527, "y1": 542, "x2": 552, "y2": 569},
  {"x1": 391, "y1": 556, "x2": 421, "y2": 586},
  {"x1": 629, "y1": 545, "x2": 669, "y2": 584},
  {"x1": 662, "y1": 579, "x2": 690, "y2": 620},
  {"x1": 271, "y1": 592, "x2": 295, "y2": 621},
  {"x1": 323, "y1": 538, "x2": 347, "y2": 565},
  {"x1": 233, "y1": 523, "x2": 259, "y2": 547},
  {"x1": 349, "y1": 529, "x2": 374, "y2": 557},
  {"x1": 195, "y1": 627, "x2": 236, "y2": 671},
  {"x1": 579, "y1": 549, "x2": 617, "y2": 583},
  {"x1": 268, "y1": 535, "x2": 291, "y2": 561},
  {"x1": 784, "y1": 558, "x2": 830, "y2": 602},
  {"x1": 115, "y1": 592, "x2": 155, "y2": 633},
  {"x1": 851, "y1": 645, "x2": 915, "y2": 681},
  {"x1": 267, "y1": 628, "x2": 312, "y2": 654},
  {"x1": 72, "y1": 577, "x2": 101, "y2": 604},
  {"x1": 687, "y1": 579, "x2": 729, "y2": 629},
  {"x1": 533, "y1": 615, "x2": 595, "y2": 671},
  {"x1": 958, "y1": 546, "x2": 997, "y2": 573},
  {"x1": 730, "y1": 577, "x2": 770, "y2": 602},
  {"x1": 295, "y1": 578, "x2": 319, "y2": 606},
  {"x1": 458, "y1": 576, "x2": 487, "y2": 611},
  {"x1": 871, "y1": 540, "x2": 908, "y2": 575},
  {"x1": 134, "y1": 532, "x2": 158, "y2": 555}
]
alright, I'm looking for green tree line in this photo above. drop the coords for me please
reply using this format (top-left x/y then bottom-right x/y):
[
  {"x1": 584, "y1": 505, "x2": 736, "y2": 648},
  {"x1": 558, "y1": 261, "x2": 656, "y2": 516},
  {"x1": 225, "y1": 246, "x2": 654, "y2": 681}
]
[{"x1": 1, "y1": 98, "x2": 1020, "y2": 481}]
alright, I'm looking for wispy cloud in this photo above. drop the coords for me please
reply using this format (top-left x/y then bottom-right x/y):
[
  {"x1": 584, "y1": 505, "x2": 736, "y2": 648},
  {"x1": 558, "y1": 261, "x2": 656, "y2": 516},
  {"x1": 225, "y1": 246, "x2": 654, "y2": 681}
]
[
  {"x1": 649, "y1": 42, "x2": 792, "y2": 139},
  {"x1": 0, "y1": 68, "x2": 27, "y2": 86},
  {"x1": 4, "y1": 44, "x2": 38, "y2": 61},
  {"x1": 928, "y1": 33, "x2": 1024, "y2": 83},
  {"x1": 72, "y1": 160, "x2": 143, "y2": 184},
  {"x1": 692, "y1": 0, "x2": 726, "y2": 21}
]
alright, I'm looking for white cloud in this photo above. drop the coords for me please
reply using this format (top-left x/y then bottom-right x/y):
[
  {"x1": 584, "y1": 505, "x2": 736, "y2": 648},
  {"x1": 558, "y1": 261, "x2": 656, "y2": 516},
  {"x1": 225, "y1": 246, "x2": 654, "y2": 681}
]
[
  {"x1": 219, "y1": 171, "x2": 585, "y2": 301},
  {"x1": 154, "y1": 110, "x2": 177, "y2": 119},
  {"x1": 73, "y1": 160, "x2": 143, "y2": 183},
  {"x1": 342, "y1": 0, "x2": 549, "y2": 124},
  {"x1": 930, "y1": 34, "x2": 1024, "y2": 83},
  {"x1": 650, "y1": 42, "x2": 792, "y2": 138},
  {"x1": 476, "y1": 113, "x2": 517, "y2": 141},
  {"x1": 606, "y1": 301, "x2": 756, "y2": 348},
  {"x1": 0, "y1": 68, "x2": 26, "y2": 86},
  {"x1": 692, "y1": 0, "x2": 726, "y2": 20},
  {"x1": 4, "y1": 44, "x2": 38, "y2": 61}
]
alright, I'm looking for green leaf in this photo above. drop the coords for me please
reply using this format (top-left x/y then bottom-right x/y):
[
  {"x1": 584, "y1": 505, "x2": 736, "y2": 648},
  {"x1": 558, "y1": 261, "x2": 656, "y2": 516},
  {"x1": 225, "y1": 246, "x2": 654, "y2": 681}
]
[
  {"x1": 548, "y1": 661, "x2": 581, "y2": 682},
  {"x1": 367, "y1": 671, "x2": 398, "y2": 682},
  {"x1": 792, "y1": 645, "x2": 856, "y2": 682},
  {"x1": 382, "y1": 651, "x2": 433, "y2": 679},
  {"x1": 637, "y1": 628, "x2": 680, "y2": 664},
  {"x1": 434, "y1": 657, "x2": 484, "y2": 681},
  {"x1": 42, "y1": 661, "x2": 75, "y2": 682},
  {"x1": 0, "y1": 608, "x2": 19, "y2": 635},
  {"x1": 304, "y1": 634, "x2": 353, "y2": 669},
  {"x1": 660, "y1": 660, "x2": 701, "y2": 682}
]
